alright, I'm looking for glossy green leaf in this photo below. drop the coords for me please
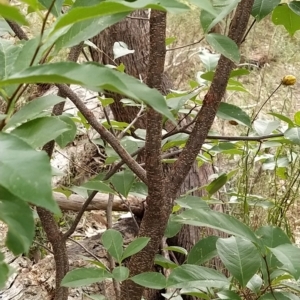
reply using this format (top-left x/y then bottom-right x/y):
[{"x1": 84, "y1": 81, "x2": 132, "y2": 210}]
[
  {"x1": 11, "y1": 117, "x2": 71, "y2": 148},
  {"x1": 110, "y1": 169, "x2": 135, "y2": 197},
  {"x1": 0, "y1": 4, "x2": 28, "y2": 25},
  {"x1": 101, "y1": 229, "x2": 123, "y2": 263},
  {"x1": 284, "y1": 127, "x2": 300, "y2": 145},
  {"x1": 154, "y1": 254, "x2": 178, "y2": 269},
  {"x1": 187, "y1": 236, "x2": 218, "y2": 265},
  {"x1": 198, "y1": 51, "x2": 220, "y2": 71},
  {"x1": 53, "y1": 0, "x2": 189, "y2": 32},
  {"x1": 130, "y1": 272, "x2": 167, "y2": 289},
  {"x1": 199, "y1": 0, "x2": 240, "y2": 32},
  {"x1": 246, "y1": 274, "x2": 263, "y2": 295},
  {"x1": 0, "y1": 62, "x2": 175, "y2": 121},
  {"x1": 122, "y1": 237, "x2": 150, "y2": 261},
  {"x1": 54, "y1": 13, "x2": 127, "y2": 51},
  {"x1": 164, "y1": 214, "x2": 183, "y2": 238},
  {"x1": 206, "y1": 173, "x2": 228, "y2": 196},
  {"x1": 270, "y1": 244, "x2": 300, "y2": 280},
  {"x1": 269, "y1": 112, "x2": 294, "y2": 127},
  {"x1": 253, "y1": 119, "x2": 280, "y2": 136},
  {"x1": 217, "y1": 290, "x2": 242, "y2": 300},
  {"x1": 200, "y1": 10, "x2": 215, "y2": 33},
  {"x1": 55, "y1": 115, "x2": 77, "y2": 148},
  {"x1": 112, "y1": 266, "x2": 129, "y2": 282},
  {"x1": 256, "y1": 226, "x2": 291, "y2": 247},
  {"x1": 0, "y1": 39, "x2": 21, "y2": 80},
  {"x1": 167, "y1": 265, "x2": 228, "y2": 289},
  {"x1": 61, "y1": 267, "x2": 112, "y2": 287},
  {"x1": 81, "y1": 180, "x2": 115, "y2": 194},
  {"x1": 289, "y1": 1, "x2": 300, "y2": 15},
  {"x1": 217, "y1": 102, "x2": 251, "y2": 127},
  {"x1": 164, "y1": 246, "x2": 188, "y2": 256},
  {"x1": 0, "y1": 186, "x2": 35, "y2": 255},
  {"x1": 206, "y1": 33, "x2": 240, "y2": 63},
  {"x1": 217, "y1": 236, "x2": 261, "y2": 287},
  {"x1": 175, "y1": 195, "x2": 210, "y2": 211},
  {"x1": 272, "y1": 4, "x2": 300, "y2": 36},
  {"x1": 259, "y1": 291, "x2": 300, "y2": 300},
  {"x1": 175, "y1": 209, "x2": 260, "y2": 245},
  {"x1": 5, "y1": 95, "x2": 65, "y2": 130},
  {"x1": 0, "y1": 261, "x2": 10, "y2": 289},
  {"x1": 252, "y1": 0, "x2": 281, "y2": 21},
  {"x1": 0, "y1": 132, "x2": 60, "y2": 214},
  {"x1": 294, "y1": 111, "x2": 300, "y2": 126}
]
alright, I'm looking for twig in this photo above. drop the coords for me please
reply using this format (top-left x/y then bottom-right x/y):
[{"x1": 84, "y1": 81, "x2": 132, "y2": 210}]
[
  {"x1": 166, "y1": 37, "x2": 204, "y2": 51},
  {"x1": 56, "y1": 83, "x2": 147, "y2": 184},
  {"x1": 32, "y1": 240, "x2": 54, "y2": 254},
  {"x1": 118, "y1": 103, "x2": 144, "y2": 139},
  {"x1": 67, "y1": 237, "x2": 102, "y2": 263},
  {"x1": 63, "y1": 191, "x2": 98, "y2": 240}
]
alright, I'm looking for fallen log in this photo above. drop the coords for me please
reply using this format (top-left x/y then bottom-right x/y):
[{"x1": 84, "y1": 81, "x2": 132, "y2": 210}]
[{"x1": 53, "y1": 192, "x2": 145, "y2": 216}]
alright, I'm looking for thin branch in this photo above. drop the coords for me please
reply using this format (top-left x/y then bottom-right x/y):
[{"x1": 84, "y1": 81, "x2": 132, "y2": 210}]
[
  {"x1": 56, "y1": 83, "x2": 147, "y2": 184},
  {"x1": 118, "y1": 103, "x2": 144, "y2": 139},
  {"x1": 67, "y1": 237, "x2": 102, "y2": 263},
  {"x1": 166, "y1": 37, "x2": 204, "y2": 51}
]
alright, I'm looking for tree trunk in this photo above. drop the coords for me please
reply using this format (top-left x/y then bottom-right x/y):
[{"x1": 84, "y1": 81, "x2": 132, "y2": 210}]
[{"x1": 90, "y1": 10, "x2": 223, "y2": 299}]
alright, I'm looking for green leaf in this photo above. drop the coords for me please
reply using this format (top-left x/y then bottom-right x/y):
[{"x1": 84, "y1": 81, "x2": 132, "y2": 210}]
[
  {"x1": 253, "y1": 119, "x2": 280, "y2": 135},
  {"x1": 0, "y1": 186, "x2": 35, "y2": 255},
  {"x1": 217, "y1": 102, "x2": 251, "y2": 127},
  {"x1": 269, "y1": 112, "x2": 294, "y2": 127},
  {"x1": 101, "y1": 229, "x2": 123, "y2": 263},
  {"x1": 165, "y1": 37, "x2": 176, "y2": 46},
  {"x1": 259, "y1": 291, "x2": 300, "y2": 300},
  {"x1": 154, "y1": 254, "x2": 178, "y2": 269},
  {"x1": 217, "y1": 290, "x2": 242, "y2": 300},
  {"x1": 122, "y1": 237, "x2": 150, "y2": 261},
  {"x1": 246, "y1": 274, "x2": 263, "y2": 295},
  {"x1": 0, "y1": 132, "x2": 60, "y2": 214},
  {"x1": 294, "y1": 111, "x2": 300, "y2": 126},
  {"x1": 174, "y1": 209, "x2": 260, "y2": 245},
  {"x1": 38, "y1": 0, "x2": 64, "y2": 17},
  {"x1": 164, "y1": 214, "x2": 183, "y2": 238},
  {"x1": 0, "y1": 62, "x2": 175, "y2": 121},
  {"x1": 252, "y1": 0, "x2": 281, "y2": 21},
  {"x1": 55, "y1": 115, "x2": 77, "y2": 148},
  {"x1": 112, "y1": 266, "x2": 129, "y2": 282},
  {"x1": 256, "y1": 226, "x2": 291, "y2": 247},
  {"x1": 187, "y1": 236, "x2": 218, "y2": 265},
  {"x1": 130, "y1": 272, "x2": 167, "y2": 289},
  {"x1": 0, "y1": 3, "x2": 28, "y2": 25},
  {"x1": 11, "y1": 117, "x2": 71, "y2": 148},
  {"x1": 272, "y1": 4, "x2": 300, "y2": 36},
  {"x1": 5, "y1": 95, "x2": 65, "y2": 129},
  {"x1": 61, "y1": 267, "x2": 112, "y2": 287},
  {"x1": 175, "y1": 195, "x2": 210, "y2": 210},
  {"x1": 0, "y1": 38, "x2": 21, "y2": 80},
  {"x1": 110, "y1": 169, "x2": 135, "y2": 198},
  {"x1": 206, "y1": 173, "x2": 228, "y2": 196},
  {"x1": 217, "y1": 236, "x2": 261, "y2": 287},
  {"x1": 289, "y1": 1, "x2": 300, "y2": 16},
  {"x1": 164, "y1": 246, "x2": 188, "y2": 256},
  {"x1": 206, "y1": 33, "x2": 240, "y2": 63},
  {"x1": 167, "y1": 265, "x2": 228, "y2": 289},
  {"x1": 53, "y1": 0, "x2": 188, "y2": 32},
  {"x1": 198, "y1": 0, "x2": 239, "y2": 32},
  {"x1": 81, "y1": 180, "x2": 115, "y2": 194},
  {"x1": 270, "y1": 244, "x2": 300, "y2": 280},
  {"x1": 284, "y1": 127, "x2": 300, "y2": 145},
  {"x1": 0, "y1": 261, "x2": 10, "y2": 289},
  {"x1": 54, "y1": 13, "x2": 128, "y2": 51}
]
